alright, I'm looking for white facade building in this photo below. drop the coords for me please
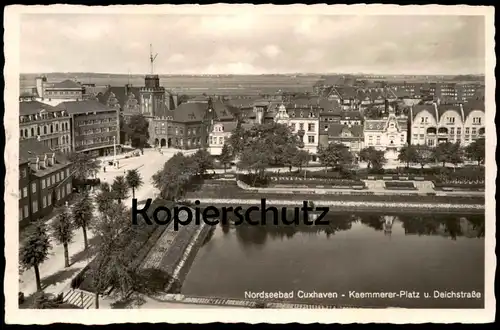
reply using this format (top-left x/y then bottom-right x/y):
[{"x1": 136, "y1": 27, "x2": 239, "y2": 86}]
[
  {"x1": 363, "y1": 108, "x2": 408, "y2": 161},
  {"x1": 409, "y1": 101, "x2": 485, "y2": 147},
  {"x1": 274, "y1": 104, "x2": 320, "y2": 160}
]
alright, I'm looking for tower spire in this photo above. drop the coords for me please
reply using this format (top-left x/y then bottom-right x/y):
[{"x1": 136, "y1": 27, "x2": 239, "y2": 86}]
[{"x1": 150, "y1": 43, "x2": 158, "y2": 74}]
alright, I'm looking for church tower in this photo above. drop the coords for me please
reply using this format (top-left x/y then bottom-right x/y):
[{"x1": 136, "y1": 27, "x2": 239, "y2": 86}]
[
  {"x1": 140, "y1": 44, "x2": 166, "y2": 118},
  {"x1": 202, "y1": 97, "x2": 218, "y2": 148}
]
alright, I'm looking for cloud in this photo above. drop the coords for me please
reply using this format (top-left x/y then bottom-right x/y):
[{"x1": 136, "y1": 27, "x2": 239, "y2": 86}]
[{"x1": 19, "y1": 14, "x2": 485, "y2": 75}]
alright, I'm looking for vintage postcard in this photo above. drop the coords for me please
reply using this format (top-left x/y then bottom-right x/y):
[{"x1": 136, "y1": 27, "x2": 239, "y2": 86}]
[{"x1": 4, "y1": 4, "x2": 496, "y2": 325}]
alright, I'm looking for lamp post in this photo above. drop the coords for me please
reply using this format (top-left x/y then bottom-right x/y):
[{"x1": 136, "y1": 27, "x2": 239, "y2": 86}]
[
  {"x1": 113, "y1": 135, "x2": 117, "y2": 168},
  {"x1": 297, "y1": 129, "x2": 306, "y2": 180}
]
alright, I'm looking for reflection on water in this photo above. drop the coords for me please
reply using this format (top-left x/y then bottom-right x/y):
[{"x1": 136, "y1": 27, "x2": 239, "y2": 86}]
[{"x1": 183, "y1": 210, "x2": 485, "y2": 308}]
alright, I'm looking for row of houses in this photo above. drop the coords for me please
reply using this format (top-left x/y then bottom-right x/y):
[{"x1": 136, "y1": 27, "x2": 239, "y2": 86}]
[{"x1": 207, "y1": 97, "x2": 486, "y2": 162}]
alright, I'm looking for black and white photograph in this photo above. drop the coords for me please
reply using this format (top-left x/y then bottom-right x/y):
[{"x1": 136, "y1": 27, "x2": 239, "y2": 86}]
[{"x1": 4, "y1": 4, "x2": 495, "y2": 324}]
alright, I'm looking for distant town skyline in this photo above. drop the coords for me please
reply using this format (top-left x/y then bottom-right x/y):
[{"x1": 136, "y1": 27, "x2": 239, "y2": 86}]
[{"x1": 20, "y1": 14, "x2": 485, "y2": 75}]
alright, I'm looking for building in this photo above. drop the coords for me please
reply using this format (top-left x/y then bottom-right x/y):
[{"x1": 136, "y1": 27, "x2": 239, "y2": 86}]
[
  {"x1": 409, "y1": 101, "x2": 485, "y2": 147},
  {"x1": 35, "y1": 76, "x2": 85, "y2": 106},
  {"x1": 319, "y1": 123, "x2": 364, "y2": 159},
  {"x1": 327, "y1": 86, "x2": 398, "y2": 111},
  {"x1": 151, "y1": 97, "x2": 234, "y2": 149},
  {"x1": 363, "y1": 107, "x2": 409, "y2": 161},
  {"x1": 274, "y1": 103, "x2": 320, "y2": 160},
  {"x1": 19, "y1": 100, "x2": 72, "y2": 153},
  {"x1": 56, "y1": 100, "x2": 120, "y2": 157},
  {"x1": 208, "y1": 121, "x2": 237, "y2": 156},
  {"x1": 19, "y1": 139, "x2": 73, "y2": 228}
]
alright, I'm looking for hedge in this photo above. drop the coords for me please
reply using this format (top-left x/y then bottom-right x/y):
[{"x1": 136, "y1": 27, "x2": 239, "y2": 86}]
[{"x1": 384, "y1": 181, "x2": 416, "y2": 190}]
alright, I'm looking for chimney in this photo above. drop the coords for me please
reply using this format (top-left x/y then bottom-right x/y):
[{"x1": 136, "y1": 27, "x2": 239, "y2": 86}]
[
  {"x1": 43, "y1": 154, "x2": 48, "y2": 168},
  {"x1": 35, "y1": 156, "x2": 40, "y2": 170},
  {"x1": 125, "y1": 84, "x2": 129, "y2": 96}
]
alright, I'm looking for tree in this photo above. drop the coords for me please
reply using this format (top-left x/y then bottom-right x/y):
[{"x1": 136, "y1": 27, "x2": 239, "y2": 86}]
[
  {"x1": 282, "y1": 145, "x2": 300, "y2": 172},
  {"x1": 414, "y1": 145, "x2": 433, "y2": 169},
  {"x1": 218, "y1": 143, "x2": 233, "y2": 173},
  {"x1": 72, "y1": 191, "x2": 94, "y2": 251},
  {"x1": 68, "y1": 152, "x2": 100, "y2": 180},
  {"x1": 20, "y1": 222, "x2": 51, "y2": 291},
  {"x1": 432, "y1": 142, "x2": 462, "y2": 168},
  {"x1": 465, "y1": 138, "x2": 485, "y2": 165},
  {"x1": 398, "y1": 144, "x2": 418, "y2": 168},
  {"x1": 292, "y1": 150, "x2": 310, "y2": 171},
  {"x1": 317, "y1": 143, "x2": 353, "y2": 171},
  {"x1": 228, "y1": 124, "x2": 247, "y2": 157},
  {"x1": 359, "y1": 147, "x2": 386, "y2": 170},
  {"x1": 125, "y1": 169, "x2": 144, "y2": 199},
  {"x1": 125, "y1": 114, "x2": 150, "y2": 154},
  {"x1": 152, "y1": 152, "x2": 198, "y2": 201},
  {"x1": 111, "y1": 176, "x2": 130, "y2": 204},
  {"x1": 51, "y1": 207, "x2": 75, "y2": 268},
  {"x1": 89, "y1": 203, "x2": 135, "y2": 309},
  {"x1": 95, "y1": 183, "x2": 115, "y2": 215},
  {"x1": 237, "y1": 139, "x2": 274, "y2": 180},
  {"x1": 191, "y1": 149, "x2": 214, "y2": 176}
]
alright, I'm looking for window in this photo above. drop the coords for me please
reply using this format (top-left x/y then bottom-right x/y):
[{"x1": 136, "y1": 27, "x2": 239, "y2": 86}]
[
  {"x1": 400, "y1": 135, "x2": 405, "y2": 143},
  {"x1": 473, "y1": 117, "x2": 482, "y2": 124},
  {"x1": 21, "y1": 168, "x2": 27, "y2": 178},
  {"x1": 426, "y1": 139, "x2": 435, "y2": 147},
  {"x1": 299, "y1": 123, "x2": 304, "y2": 130},
  {"x1": 42, "y1": 196, "x2": 47, "y2": 208},
  {"x1": 32, "y1": 182, "x2": 36, "y2": 193},
  {"x1": 291, "y1": 123, "x2": 296, "y2": 131},
  {"x1": 48, "y1": 196, "x2": 52, "y2": 206},
  {"x1": 465, "y1": 127, "x2": 470, "y2": 134},
  {"x1": 32, "y1": 200, "x2": 38, "y2": 213},
  {"x1": 413, "y1": 134, "x2": 418, "y2": 140},
  {"x1": 61, "y1": 187, "x2": 66, "y2": 198},
  {"x1": 472, "y1": 128, "x2": 477, "y2": 135},
  {"x1": 23, "y1": 187, "x2": 28, "y2": 198},
  {"x1": 19, "y1": 207, "x2": 23, "y2": 221},
  {"x1": 56, "y1": 173, "x2": 60, "y2": 182},
  {"x1": 324, "y1": 125, "x2": 329, "y2": 131},
  {"x1": 308, "y1": 136, "x2": 315, "y2": 143},
  {"x1": 51, "y1": 175, "x2": 55, "y2": 185},
  {"x1": 457, "y1": 127, "x2": 462, "y2": 135},
  {"x1": 446, "y1": 117, "x2": 455, "y2": 124},
  {"x1": 308, "y1": 123, "x2": 315, "y2": 132},
  {"x1": 24, "y1": 205, "x2": 29, "y2": 219},
  {"x1": 376, "y1": 136, "x2": 381, "y2": 145},
  {"x1": 450, "y1": 128, "x2": 455, "y2": 135},
  {"x1": 66, "y1": 183, "x2": 71, "y2": 195},
  {"x1": 56, "y1": 190, "x2": 60, "y2": 200}
]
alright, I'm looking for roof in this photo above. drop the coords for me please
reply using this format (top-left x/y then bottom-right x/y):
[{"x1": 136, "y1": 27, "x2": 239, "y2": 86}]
[
  {"x1": 56, "y1": 100, "x2": 117, "y2": 115},
  {"x1": 327, "y1": 123, "x2": 364, "y2": 138},
  {"x1": 97, "y1": 86, "x2": 141, "y2": 110},
  {"x1": 463, "y1": 100, "x2": 485, "y2": 118},
  {"x1": 341, "y1": 111, "x2": 362, "y2": 120},
  {"x1": 436, "y1": 104, "x2": 462, "y2": 119},
  {"x1": 47, "y1": 79, "x2": 83, "y2": 90},
  {"x1": 411, "y1": 104, "x2": 436, "y2": 120},
  {"x1": 213, "y1": 121, "x2": 239, "y2": 133},
  {"x1": 19, "y1": 101, "x2": 59, "y2": 116},
  {"x1": 19, "y1": 139, "x2": 71, "y2": 173}
]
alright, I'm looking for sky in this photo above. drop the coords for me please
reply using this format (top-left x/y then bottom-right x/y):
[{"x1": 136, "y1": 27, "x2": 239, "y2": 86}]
[{"x1": 19, "y1": 13, "x2": 485, "y2": 75}]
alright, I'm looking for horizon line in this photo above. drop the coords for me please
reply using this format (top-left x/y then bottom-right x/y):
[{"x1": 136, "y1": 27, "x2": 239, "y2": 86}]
[{"x1": 19, "y1": 71, "x2": 486, "y2": 77}]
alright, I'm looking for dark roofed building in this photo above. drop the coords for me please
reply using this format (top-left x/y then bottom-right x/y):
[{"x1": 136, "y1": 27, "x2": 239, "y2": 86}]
[
  {"x1": 19, "y1": 139, "x2": 74, "y2": 228},
  {"x1": 319, "y1": 123, "x2": 364, "y2": 157}
]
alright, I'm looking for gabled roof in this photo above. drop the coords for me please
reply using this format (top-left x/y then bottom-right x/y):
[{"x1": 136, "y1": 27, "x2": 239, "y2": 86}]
[
  {"x1": 327, "y1": 123, "x2": 363, "y2": 138},
  {"x1": 47, "y1": 79, "x2": 83, "y2": 90},
  {"x1": 56, "y1": 100, "x2": 117, "y2": 115},
  {"x1": 20, "y1": 101, "x2": 59, "y2": 116},
  {"x1": 411, "y1": 104, "x2": 437, "y2": 121},
  {"x1": 213, "y1": 121, "x2": 239, "y2": 133},
  {"x1": 19, "y1": 139, "x2": 70, "y2": 169},
  {"x1": 169, "y1": 102, "x2": 207, "y2": 123},
  {"x1": 97, "y1": 86, "x2": 141, "y2": 110},
  {"x1": 463, "y1": 100, "x2": 485, "y2": 118}
]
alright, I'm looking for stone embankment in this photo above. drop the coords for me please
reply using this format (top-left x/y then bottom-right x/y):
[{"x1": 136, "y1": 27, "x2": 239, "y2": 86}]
[
  {"x1": 188, "y1": 197, "x2": 484, "y2": 212},
  {"x1": 151, "y1": 293, "x2": 365, "y2": 309}
]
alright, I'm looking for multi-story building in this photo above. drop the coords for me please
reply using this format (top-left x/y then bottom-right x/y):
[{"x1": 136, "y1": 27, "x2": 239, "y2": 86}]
[
  {"x1": 35, "y1": 76, "x2": 85, "y2": 106},
  {"x1": 19, "y1": 100, "x2": 72, "y2": 153},
  {"x1": 274, "y1": 103, "x2": 320, "y2": 160},
  {"x1": 409, "y1": 100, "x2": 485, "y2": 147},
  {"x1": 363, "y1": 108, "x2": 409, "y2": 161},
  {"x1": 208, "y1": 121, "x2": 240, "y2": 156},
  {"x1": 151, "y1": 97, "x2": 234, "y2": 149},
  {"x1": 319, "y1": 123, "x2": 364, "y2": 159},
  {"x1": 327, "y1": 86, "x2": 398, "y2": 111},
  {"x1": 19, "y1": 139, "x2": 73, "y2": 228},
  {"x1": 57, "y1": 100, "x2": 120, "y2": 157}
]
